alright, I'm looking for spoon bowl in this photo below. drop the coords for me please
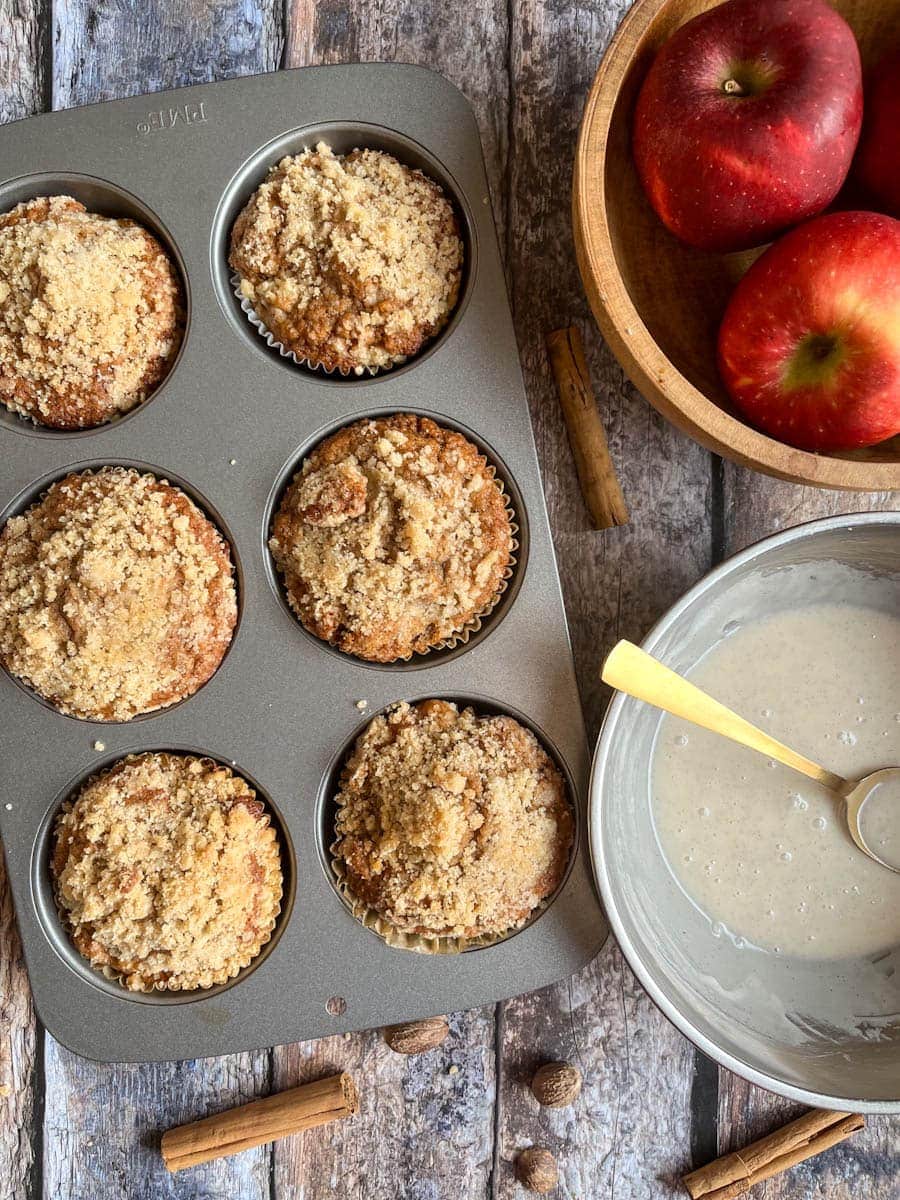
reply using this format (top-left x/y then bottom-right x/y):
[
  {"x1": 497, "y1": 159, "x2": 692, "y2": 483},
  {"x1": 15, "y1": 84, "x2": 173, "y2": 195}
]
[
  {"x1": 844, "y1": 767, "x2": 900, "y2": 872},
  {"x1": 601, "y1": 639, "x2": 900, "y2": 874}
]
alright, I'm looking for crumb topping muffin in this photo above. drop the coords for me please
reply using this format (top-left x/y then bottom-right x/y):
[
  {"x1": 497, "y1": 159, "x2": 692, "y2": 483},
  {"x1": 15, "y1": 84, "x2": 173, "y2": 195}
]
[
  {"x1": 51, "y1": 753, "x2": 283, "y2": 992},
  {"x1": 269, "y1": 414, "x2": 513, "y2": 662},
  {"x1": 0, "y1": 467, "x2": 237, "y2": 720},
  {"x1": 0, "y1": 196, "x2": 183, "y2": 429},
  {"x1": 229, "y1": 143, "x2": 463, "y2": 373},
  {"x1": 332, "y1": 700, "x2": 573, "y2": 941}
]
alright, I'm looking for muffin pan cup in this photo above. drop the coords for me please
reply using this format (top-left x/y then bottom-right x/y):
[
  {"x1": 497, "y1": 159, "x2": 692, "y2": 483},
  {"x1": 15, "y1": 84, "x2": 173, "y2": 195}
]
[
  {"x1": 265, "y1": 415, "x2": 524, "y2": 667},
  {"x1": 0, "y1": 65, "x2": 607, "y2": 1063}
]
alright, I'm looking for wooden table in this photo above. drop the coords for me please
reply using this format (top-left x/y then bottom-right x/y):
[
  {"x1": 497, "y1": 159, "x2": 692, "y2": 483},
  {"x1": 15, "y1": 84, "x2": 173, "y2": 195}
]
[{"x1": 0, "y1": 2, "x2": 897, "y2": 1197}]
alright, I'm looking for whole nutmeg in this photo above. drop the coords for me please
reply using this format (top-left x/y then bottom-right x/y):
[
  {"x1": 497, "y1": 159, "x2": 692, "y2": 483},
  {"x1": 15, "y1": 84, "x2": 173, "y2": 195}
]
[
  {"x1": 531, "y1": 1061, "x2": 582, "y2": 1108},
  {"x1": 383, "y1": 1016, "x2": 449, "y2": 1055},
  {"x1": 515, "y1": 1147, "x2": 558, "y2": 1194}
]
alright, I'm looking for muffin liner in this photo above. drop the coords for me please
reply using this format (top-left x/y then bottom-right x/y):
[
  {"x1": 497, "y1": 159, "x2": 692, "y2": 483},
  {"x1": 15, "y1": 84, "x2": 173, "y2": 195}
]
[
  {"x1": 231, "y1": 273, "x2": 407, "y2": 378},
  {"x1": 50, "y1": 753, "x2": 284, "y2": 994},
  {"x1": 275, "y1": 459, "x2": 519, "y2": 665},
  {"x1": 329, "y1": 816, "x2": 549, "y2": 956}
]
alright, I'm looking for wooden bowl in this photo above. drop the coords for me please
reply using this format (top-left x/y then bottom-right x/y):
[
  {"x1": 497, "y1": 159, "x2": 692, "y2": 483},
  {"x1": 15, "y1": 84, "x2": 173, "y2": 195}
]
[{"x1": 574, "y1": 0, "x2": 900, "y2": 491}]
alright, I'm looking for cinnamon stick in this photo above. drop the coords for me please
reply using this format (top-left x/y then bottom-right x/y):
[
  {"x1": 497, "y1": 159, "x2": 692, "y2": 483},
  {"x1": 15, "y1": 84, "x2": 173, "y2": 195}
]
[
  {"x1": 161, "y1": 1071, "x2": 358, "y2": 1173},
  {"x1": 546, "y1": 324, "x2": 629, "y2": 530},
  {"x1": 682, "y1": 1108, "x2": 865, "y2": 1199}
]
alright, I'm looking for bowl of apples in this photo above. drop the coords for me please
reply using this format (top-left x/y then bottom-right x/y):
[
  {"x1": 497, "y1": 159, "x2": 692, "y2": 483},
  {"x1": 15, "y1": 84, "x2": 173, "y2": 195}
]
[{"x1": 574, "y1": 0, "x2": 900, "y2": 490}]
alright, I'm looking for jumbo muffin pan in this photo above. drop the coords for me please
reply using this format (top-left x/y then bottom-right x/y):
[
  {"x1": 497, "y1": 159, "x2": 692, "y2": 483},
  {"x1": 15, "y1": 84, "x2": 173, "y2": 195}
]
[{"x1": 0, "y1": 65, "x2": 607, "y2": 1062}]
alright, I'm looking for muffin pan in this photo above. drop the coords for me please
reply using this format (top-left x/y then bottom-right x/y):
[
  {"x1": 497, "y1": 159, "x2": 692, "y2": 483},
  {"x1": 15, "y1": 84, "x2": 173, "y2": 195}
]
[{"x1": 0, "y1": 64, "x2": 607, "y2": 1062}]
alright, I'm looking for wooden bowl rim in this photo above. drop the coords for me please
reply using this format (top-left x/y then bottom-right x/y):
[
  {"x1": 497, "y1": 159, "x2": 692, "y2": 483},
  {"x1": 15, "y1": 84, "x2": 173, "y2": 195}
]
[{"x1": 573, "y1": 0, "x2": 900, "y2": 492}]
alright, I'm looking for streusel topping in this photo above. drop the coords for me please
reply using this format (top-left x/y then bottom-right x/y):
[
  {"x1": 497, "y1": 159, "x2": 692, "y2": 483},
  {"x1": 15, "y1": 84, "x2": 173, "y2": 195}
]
[
  {"x1": 269, "y1": 415, "x2": 513, "y2": 662},
  {"x1": 333, "y1": 700, "x2": 573, "y2": 940},
  {"x1": 0, "y1": 196, "x2": 183, "y2": 429},
  {"x1": 52, "y1": 753, "x2": 283, "y2": 992},
  {"x1": 229, "y1": 143, "x2": 463, "y2": 373},
  {"x1": 0, "y1": 468, "x2": 237, "y2": 720}
]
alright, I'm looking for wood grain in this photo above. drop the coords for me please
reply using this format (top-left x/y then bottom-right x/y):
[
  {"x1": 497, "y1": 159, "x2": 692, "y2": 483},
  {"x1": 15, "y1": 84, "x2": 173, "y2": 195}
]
[
  {"x1": 722, "y1": 468, "x2": 897, "y2": 554},
  {"x1": 0, "y1": 9, "x2": 47, "y2": 1198},
  {"x1": 270, "y1": 1009, "x2": 497, "y2": 1199},
  {"x1": 0, "y1": 0, "x2": 45, "y2": 123},
  {"x1": 285, "y1": 0, "x2": 510, "y2": 243},
  {"x1": 0, "y1": 853, "x2": 38, "y2": 1200},
  {"x1": 42, "y1": 1043, "x2": 272, "y2": 1200},
  {"x1": 52, "y1": 0, "x2": 284, "y2": 107}
]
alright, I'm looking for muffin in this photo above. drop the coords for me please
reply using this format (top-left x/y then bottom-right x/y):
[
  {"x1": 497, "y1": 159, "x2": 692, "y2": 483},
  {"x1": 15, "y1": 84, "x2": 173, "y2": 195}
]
[
  {"x1": 229, "y1": 143, "x2": 463, "y2": 373},
  {"x1": 332, "y1": 700, "x2": 573, "y2": 944},
  {"x1": 0, "y1": 467, "x2": 237, "y2": 720},
  {"x1": 269, "y1": 414, "x2": 513, "y2": 662},
  {"x1": 51, "y1": 753, "x2": 283, "y2": 992},
  {"x1": 0, "y1": 195, "x2": 183, "y2": 429}
]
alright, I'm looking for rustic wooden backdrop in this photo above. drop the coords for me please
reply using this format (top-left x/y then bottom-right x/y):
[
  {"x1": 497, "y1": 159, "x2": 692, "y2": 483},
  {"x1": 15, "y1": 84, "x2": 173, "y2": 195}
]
[{"x1": 0, "y1": 2, "x2": 897, "y2": 1197}]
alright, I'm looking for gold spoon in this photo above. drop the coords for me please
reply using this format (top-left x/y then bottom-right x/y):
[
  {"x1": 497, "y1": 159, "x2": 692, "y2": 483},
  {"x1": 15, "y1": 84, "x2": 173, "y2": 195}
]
[{"x1": 602, "y1": 639, "x2": 900, "y2": 874}]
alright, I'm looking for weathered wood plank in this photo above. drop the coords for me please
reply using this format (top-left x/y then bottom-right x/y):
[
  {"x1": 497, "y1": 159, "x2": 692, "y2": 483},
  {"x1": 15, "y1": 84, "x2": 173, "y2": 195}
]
[
  {"x1": 42, "y1": 1042, "x2": 272, "y2": 1200},
  {"x1": 271, "y1": 1009, "x2": 497, "y2": 1199},
  {"x1": 494, "y1": 946, "x2": 699, "y2": 1198},
  {"x1": 717, "y1": 1079, "x2": 899, "y2": 1199},
  {"x1": 0, "y1": 0, "x2": 45, "y2": 123},
  {"x1": 279, "y1": 5, "x2": 508, "y2": 1197},
  {"x1": 285, "y1": 0, "x2": 509, "y2": 245},
  {"x1": 722, "y1": 469, "x2": 897, "y2": 554},
  {"x1": 40, "y1": 7, "x2": 284, "y2": 1200},
  {"x1": 718, "y1": 462, "x2": 899, "y2": 1197},
  {"x1": 52, "y1": 0, "x2": 284, "y2": 108},
  {"x1": 496, "y1": 1, "x2": 715, "y2": 1195},
  {"x1": 0, "y1": 853, "x2": 38, "y2": 1200},
  {"x1": 0, "y1": 8, "x2": 48, "y2": 1197}
]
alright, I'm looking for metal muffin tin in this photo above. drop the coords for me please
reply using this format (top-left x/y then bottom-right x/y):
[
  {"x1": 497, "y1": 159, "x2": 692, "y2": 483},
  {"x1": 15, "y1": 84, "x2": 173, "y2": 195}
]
[{"x1": 0, "y1": 65, "x2": 607, "y2": 1063}]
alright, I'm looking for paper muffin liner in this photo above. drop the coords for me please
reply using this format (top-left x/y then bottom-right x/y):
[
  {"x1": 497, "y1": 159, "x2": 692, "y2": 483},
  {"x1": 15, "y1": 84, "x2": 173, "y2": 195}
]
[
  {"x1": 231, "y1": 273, "x2": 407, "y2": 378},
  {"x1": 274, "y1": 457, "x2": 519, "y2": 665},
  {"x1": 329, "y1": 822, "x2": 539, "y2": 956},
  {"x1": 50, "y1": 753, "x2": 284, "y2": 994}
]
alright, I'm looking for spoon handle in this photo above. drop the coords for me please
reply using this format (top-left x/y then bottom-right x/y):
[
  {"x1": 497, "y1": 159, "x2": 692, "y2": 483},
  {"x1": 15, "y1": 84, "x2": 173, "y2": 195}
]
[{"x1": 602, "y1": 640, "x2": 847, "y2": 794}]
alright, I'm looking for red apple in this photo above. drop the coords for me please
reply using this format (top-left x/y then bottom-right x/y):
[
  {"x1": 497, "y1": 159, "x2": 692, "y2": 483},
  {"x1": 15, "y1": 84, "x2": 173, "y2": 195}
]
[
  {"x1": 633, "y1": 0, "x2": 863, "y2": 253},
  {"x1": 855, "y1": 51, "x2": 900, "y2": 218},
  {"x1": 717, "y1": 211, "x2": 900, "y2": 451}
]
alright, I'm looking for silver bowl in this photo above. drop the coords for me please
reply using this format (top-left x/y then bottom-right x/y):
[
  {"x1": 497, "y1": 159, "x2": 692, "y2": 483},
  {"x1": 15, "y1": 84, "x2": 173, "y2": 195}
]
[{"x1": 590, "y1": 512, "x2": 900, "y2": 1113}]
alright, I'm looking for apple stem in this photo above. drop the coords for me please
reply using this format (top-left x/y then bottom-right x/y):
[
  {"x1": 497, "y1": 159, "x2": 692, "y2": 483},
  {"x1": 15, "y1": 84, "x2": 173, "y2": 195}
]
[{"x1": 722, "y1": 78, "x2": 745, "y2": 96}]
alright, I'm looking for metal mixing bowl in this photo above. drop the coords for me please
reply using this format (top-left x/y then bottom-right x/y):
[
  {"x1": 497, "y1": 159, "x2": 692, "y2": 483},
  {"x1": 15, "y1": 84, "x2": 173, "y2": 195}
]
[{"x1": 590, "y1": 512, "x2": 900, "y2": 1113}]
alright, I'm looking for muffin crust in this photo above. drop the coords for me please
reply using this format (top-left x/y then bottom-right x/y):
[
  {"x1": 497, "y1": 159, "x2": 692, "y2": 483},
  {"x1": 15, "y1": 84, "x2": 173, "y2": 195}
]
[
  {"x1": 332, "y1": 700, "x2": 573, "y2": 941},
  {"x1": 229, "y1": 143, "x2": 463, "y2": 373},
  {"x1": 0, "y1": 196, "x2": 183, "y2": 429},
  {"x1": 0, "y1": 467, "x2": 237, "y2": 720},
  {"x1": 51, "y1": 753, "x2": 283, "y2": 992},
  {"x1": 269, "y1": 415, "x2": 513, "y2": 662}
]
